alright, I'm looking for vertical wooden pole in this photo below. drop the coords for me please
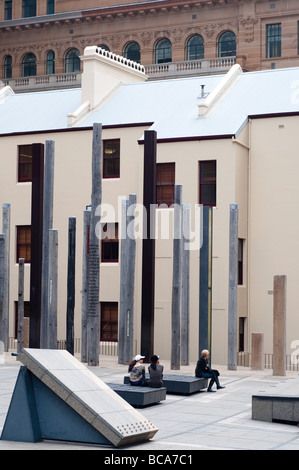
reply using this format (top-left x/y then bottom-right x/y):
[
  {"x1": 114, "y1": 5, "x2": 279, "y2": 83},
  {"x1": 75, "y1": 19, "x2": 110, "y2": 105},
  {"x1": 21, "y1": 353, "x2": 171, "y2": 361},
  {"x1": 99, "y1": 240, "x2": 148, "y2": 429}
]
[
  {"x1": 81, "y1": 209, "x2": 91, "y2": 362},
  {"x1": 66, "y1": 217, "x2": 76, "y2": 355},
  {"x1": 141, "y1": 130, "x2": 156, "y2": 362},
  {"x1": 0, "y1": 234, "x2": 5, "y2": 350},
  {"x1": 171, "y1": 185, "x2": 182, "y2": 370},
  {"x1": 273, "y1": 275, "x2": 286, "y2": 376},
  {"x1": 124, "y1": 194, "x2": 137, "y2": 364},
  {"x1": 118, "y1": 199, "x2": 129, "y2": 364},
  {"x1": 2, "y1": 204, "x2": 10, "y2": 351},
  {"x1": 17, "y1": 259, "x2": 24, "y2": 354},
  {"x1": 29, "y1": 143, "x2": 44, "y2": 348},
  {"x1": 181, "y1": 203, "x2": 190, "y2": 365},
  {"x1": 48, "y1": 229, "x2": 58, "y2": 349},
  {"x1": 40, "y1": 140, "x2": 54, "y2": 348},
  {"x1": 228, "y1": 203, "x2": 238, "y2": 370},
  {"x1": 88, "y1": 123, "x2": 102, "y2": 366},
  {"x1": 199, "y1": 206, "x2": 213, "y2": 363}
]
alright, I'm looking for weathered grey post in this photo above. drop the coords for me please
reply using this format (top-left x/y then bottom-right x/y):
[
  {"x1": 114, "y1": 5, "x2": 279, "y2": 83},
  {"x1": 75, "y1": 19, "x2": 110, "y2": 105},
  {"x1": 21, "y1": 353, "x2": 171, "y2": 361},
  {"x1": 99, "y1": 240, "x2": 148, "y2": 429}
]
[
  {"x1": 2, "y1": 204, "x2": 10, "y2": 351},
  {"x1": 181, "y1": 204, "x2": 190, "y2": 365},
  {"x1": 66, "y1": 217, "x2": 76, "y2": 355},
  {"x1": 228, "y1": 203, "x2": 238, "y2": 370},
  {"x1": 88, "y1": 123, "x2": 102, "y2": 366},
  {"x1": 81, "y1": 209, "x2": 91, "y2": 363},
  {"x1": 124, "y1": 194, "x2": 137, "y2": 364},
  {"x1": 118, "y1": 199, "x2": 129, "y2": 364},
  {"x1": 17, "y1": 259, "x2": 25, "y2": 354},
  {"x1": 199, "y1": 206, "x2": 213, "y2": 363},
  {"x1": 40, "y1": 140, "x2": 55, "y2": 348},
  {"x1": 48, "y1": 229, "x2": 58, "y2": 349},
  {"x1": 171, "y1": 184, "x2": 182, "y2": 370},
  {"x1": 0, "y1": 234, "x2": 5, "y2": 350},
  {"x1": 273, "y1": 275, "x2": 287, "y2": 376},
  {"x1": 251, "y1": 333, "x2": 264, "y2": 370}
]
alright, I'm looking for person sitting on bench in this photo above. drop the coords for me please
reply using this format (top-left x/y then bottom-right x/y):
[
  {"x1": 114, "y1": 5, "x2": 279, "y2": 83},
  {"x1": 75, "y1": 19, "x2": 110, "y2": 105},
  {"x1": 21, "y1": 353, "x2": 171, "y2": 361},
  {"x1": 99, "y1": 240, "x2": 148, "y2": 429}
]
[
  {"x1": 148, "y1": 355, "x2": 163, "y2": 388},
  {"x1": 195, "y1": 349, "x2": 225, "y2": 392},
  {"x1": 128, "y1": 354, "x2": 148, "y2": 386}
]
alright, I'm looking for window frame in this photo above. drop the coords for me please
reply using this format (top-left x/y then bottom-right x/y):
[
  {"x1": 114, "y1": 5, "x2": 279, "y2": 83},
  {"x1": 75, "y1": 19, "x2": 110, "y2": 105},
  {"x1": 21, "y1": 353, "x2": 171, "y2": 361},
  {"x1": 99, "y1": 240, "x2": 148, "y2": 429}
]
[
  {"x1": 101, "y1": 223, "x2": 119, "y2": 263},
  {"x1": 187, "y1": 34, "x2": 204, "y2": 61},
  {"x1": 156, "y1": 162, "x2": 175, "y2": 208},
  {"x1": 199, "y1": 160, "x2": 217, "y2": 207},
  {"x1": 16, "y1": 226, "x2": 31, "y2": 264},
  {"x1": 100, "y1": 302, "x2": 118, "y2": 342},
  {"x1": 218, "y1": 31, "x2": 236, "y2": 58},
  {"x1": 124, "y1": 41, "x2": 141, "y2": 63},
  {"x1": 266, "y1": 23, "x2": 281, "y2": 59},
  {"x1": 155, "y1": 38, "x2": 172, "y2": 64},
  {"x1": 22, "y1": 53, "x2": 36, "y2": 77},
  {"x1": 103, "y1": 139, "x2": 120, "y2": 179},
  {"x1": 18, "y1": 144, "x2": 33, "y2": 182}
]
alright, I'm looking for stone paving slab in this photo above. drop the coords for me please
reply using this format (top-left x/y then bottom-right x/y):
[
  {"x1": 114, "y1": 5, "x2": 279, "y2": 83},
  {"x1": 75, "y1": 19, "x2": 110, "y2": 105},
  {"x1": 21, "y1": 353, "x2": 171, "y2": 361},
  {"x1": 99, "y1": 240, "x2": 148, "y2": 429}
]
[{"x1": 0, "y1": 353, "x2": 299, "y2": 451}]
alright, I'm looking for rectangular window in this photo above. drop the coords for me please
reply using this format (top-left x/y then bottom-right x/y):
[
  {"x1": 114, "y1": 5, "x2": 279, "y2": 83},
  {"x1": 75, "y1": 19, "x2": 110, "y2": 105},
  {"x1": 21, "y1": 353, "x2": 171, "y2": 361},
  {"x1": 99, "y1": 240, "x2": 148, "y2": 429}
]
[
  {"x1": 238, "y1": 238, "x2": 244, "y2": 285},
  {"x1": 101, "y1": 223, "x2": 119, "y2": 263},
  {"x1": 103, "y1": 139, "x2": 120, "y2": 178},
  {"x1": 100, "y1": 302, "x2": 118, "y2": 342},
  {"x1": 18, "y1": 145, "x2": 32, "y2": 182},
  {"x1": 5, "y1": 1, "x2": 12, "y2": 20},
  {"x1": 199, "y1": 160, "x2": 216, "y2": 206},
  {"x1": 22, "y1": 0, "x2": 36, "y2": 18},
  {"x1": 266, "y1": 23, "x2": 281, "y2": 58},
  {"x1": 16, "y1": 226, "x2": 31, "y2": 263},
  {"x1": 156, "y1": 162, "x2": 175, "y2": 207},
  {"x1": 47, "y1": 0, "x2": 55, "y2": 15}
]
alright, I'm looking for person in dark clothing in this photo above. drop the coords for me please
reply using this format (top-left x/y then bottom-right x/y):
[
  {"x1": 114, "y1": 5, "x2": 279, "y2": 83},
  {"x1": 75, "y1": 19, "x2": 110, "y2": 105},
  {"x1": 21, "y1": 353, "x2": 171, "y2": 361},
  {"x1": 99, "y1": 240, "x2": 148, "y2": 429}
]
[
  {"x1": 195, "y1": 349, "x2": 225, "y2": 392},
  {"x1": 128, "y1": 354, "x2": 148, "y2": 386},
  {"x1": 148, "y1": 355, "x2": 163, "y2": 388}
]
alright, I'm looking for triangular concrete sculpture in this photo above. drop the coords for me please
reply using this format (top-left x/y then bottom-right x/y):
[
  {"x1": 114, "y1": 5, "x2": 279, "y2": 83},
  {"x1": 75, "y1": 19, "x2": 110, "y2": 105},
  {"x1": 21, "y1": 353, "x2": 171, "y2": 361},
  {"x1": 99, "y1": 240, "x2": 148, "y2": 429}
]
[{"x1": 1, "y1": 349, "x2": 158, "y2": 447}]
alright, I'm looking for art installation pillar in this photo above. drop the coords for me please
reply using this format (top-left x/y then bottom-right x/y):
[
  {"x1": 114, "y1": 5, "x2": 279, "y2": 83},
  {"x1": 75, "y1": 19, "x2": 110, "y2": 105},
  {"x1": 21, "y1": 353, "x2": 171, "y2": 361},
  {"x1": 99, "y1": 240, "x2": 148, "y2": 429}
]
[
  {"x1": 171, "y1": 185, "x2": 182, "y2": 370},
  {"x1": 118, "y1": 199, "x2": 129, "y2": 364},
  {"x1": 251, "y1": 333, "x2": 264, "y2": 370},
  {"x1": 88, "y1": 123, "x2": 102, "y2": 366},
  {"x1": 66, "y1": 217, "x2": 76, "y2": 355},
  {"x1": 81, "y1": 209, "x2": 91, "y2": 363},
  {"x1": 199, "y1": 206, "x2": 213, "y2": 363},
  {"x1": 141, "y1": 130, "x2": 156, "y2": 362},
  {"x1": 40, "y1": 140, "x2": 55, "y2": 348},
  {"x1": 273, "y1": 275, "x2": 287, "y2": 376},
  {"x1": 48, "y1": 229, "x2": 58, "y2": 349},
  {"x1": 17, "y1": 259, "x2": 24, "y2": 354},
  {"x1": 228, "y1": 203, "x2": 238, "y2": 370},
  {"x1": 0, "y1": 234, "x2": 5, "y2": 350},
  {"x1": 2, "y1": 204, "x2": 10, "y2": 351},
  {"x1": 29, "y1": 143, "x2": 44, "y2": 348},
  {"x1": 181, "y1": 204, "x2": 190, "y2": 365}
]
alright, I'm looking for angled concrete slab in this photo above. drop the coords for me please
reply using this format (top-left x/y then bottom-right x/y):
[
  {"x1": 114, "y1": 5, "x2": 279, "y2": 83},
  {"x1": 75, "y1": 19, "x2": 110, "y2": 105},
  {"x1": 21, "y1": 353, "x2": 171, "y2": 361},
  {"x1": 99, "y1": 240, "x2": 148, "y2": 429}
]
[{"x1": 1, "y1": 349, "x2": 158, "y2": 447}]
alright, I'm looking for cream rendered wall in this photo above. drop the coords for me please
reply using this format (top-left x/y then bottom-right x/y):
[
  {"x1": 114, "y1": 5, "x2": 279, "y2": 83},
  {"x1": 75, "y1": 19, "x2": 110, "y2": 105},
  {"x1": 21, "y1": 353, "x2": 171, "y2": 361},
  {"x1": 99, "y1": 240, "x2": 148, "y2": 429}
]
[{"x1": 249, "y1": 116, "x2": 299, "y2": 356}]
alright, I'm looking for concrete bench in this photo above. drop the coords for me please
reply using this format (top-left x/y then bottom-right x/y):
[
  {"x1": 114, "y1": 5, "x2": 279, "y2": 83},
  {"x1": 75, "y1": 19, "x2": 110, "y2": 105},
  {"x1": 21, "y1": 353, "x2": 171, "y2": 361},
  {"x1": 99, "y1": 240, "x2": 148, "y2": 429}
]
[
  {"x1": 107, "y1": 383, "x2": 166, "y2": 407},
  {"x1": 124, "y1": 375, "x2": 208, "y2": 395},
  {"x1": 252, "y1": 395, "x2": 299, "y2": 425}
]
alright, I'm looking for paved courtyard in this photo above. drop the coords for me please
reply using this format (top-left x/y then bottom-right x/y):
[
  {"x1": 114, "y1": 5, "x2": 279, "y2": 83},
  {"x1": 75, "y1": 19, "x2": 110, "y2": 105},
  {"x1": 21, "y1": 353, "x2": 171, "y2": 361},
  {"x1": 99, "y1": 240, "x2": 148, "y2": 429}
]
[{"x1": 0, "y1": 353, "x2": 299, "y2": 452}]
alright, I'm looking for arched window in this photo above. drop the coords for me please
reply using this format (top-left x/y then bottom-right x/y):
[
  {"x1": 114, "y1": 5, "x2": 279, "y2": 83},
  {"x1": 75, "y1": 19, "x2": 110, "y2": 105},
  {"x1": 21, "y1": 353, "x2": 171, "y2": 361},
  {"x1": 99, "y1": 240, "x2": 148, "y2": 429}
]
[
  {"x1": 187, "y1": 35, "x2": 204, "y2": 60},
  {"x1": 124, "y1": 42, "x2": 141, "y2": 63},
  {"x1": 98, "y1": 44, "x2": 110, "y2": 52},
  {"x1": 65, "y1": 48, "x2": 80, "y2": 73},
  {"x1": 218, "y1": 31, "x2": 236, "y2": 57},
  {"x1": 155, "y1": 38, "x2": 172, "y2": 64},
  {"x1": 4, "y1": 55, "x2": 12, "y2": 79},
  {"x1": 46, "y1": 50, "x2": 55, "y2": 75},
  {"x1": 22, "y1": 53, "x2": 36, "y2": 77}
]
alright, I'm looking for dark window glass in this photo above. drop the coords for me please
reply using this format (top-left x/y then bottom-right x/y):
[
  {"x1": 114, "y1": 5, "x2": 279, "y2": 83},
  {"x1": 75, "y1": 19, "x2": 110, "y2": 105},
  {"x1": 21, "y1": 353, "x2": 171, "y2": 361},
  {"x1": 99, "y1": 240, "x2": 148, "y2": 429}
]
[
  {"x1": 156, "y1": 163, "x2": 175, "y2": 207},
  {"x1": 65, "y1": 48, "x2": 80, "y2": 73},
  {"x1": 17, "y1": 226, "x2": 31, "y2": 263},
  {"x1": 218, "y1": 31, "x2": 236, "y2": 57},
  {"x1": 155, "y1": 38, "x2": 172, "y2": 64},
  {"x1": 18, "y1": 145, "x2": 32, "y2": 182},
  {"x1": 103, "y1": 139, "x2": 120, "y2": 178},
  {"x1": 101, "y1": 223, "x2": 119, "y2": 263},
  {"x1": 46, "y1": 50, "x2": 55, "y2": 74},
  {"x1": 124, "y1": 42, "x2": 141, "y2": 63},
  {"x1": 47, "y1": 0, "x2": 55, "y2": 15},
  {"x1": 22, "y1": 53, "x2": 36, "y2": 77},
  {"x1": 22, "y1": 0, "x2": 36, "y2": 18},
  {"x1": 238, "y1": 238, "x2": 244, "y2": 285},
  {"x1": 266, "y1": 23, "x2": 281, "y2": 58},
  {"x1": 199, "y1": 161, "x2": 216, "y2": 206},
  {"x1": 5, "y1": 1, "x2": 12, "y2": 20},
  {"x1": 4, "y1": 55, "x2": 12, "y2": 79},
  {"x1": 100, "y1": 302, "x2": 118, "y2": 342},
  {"x1": 187, "y1": 35, "x2": 204, "y2": 60}
]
